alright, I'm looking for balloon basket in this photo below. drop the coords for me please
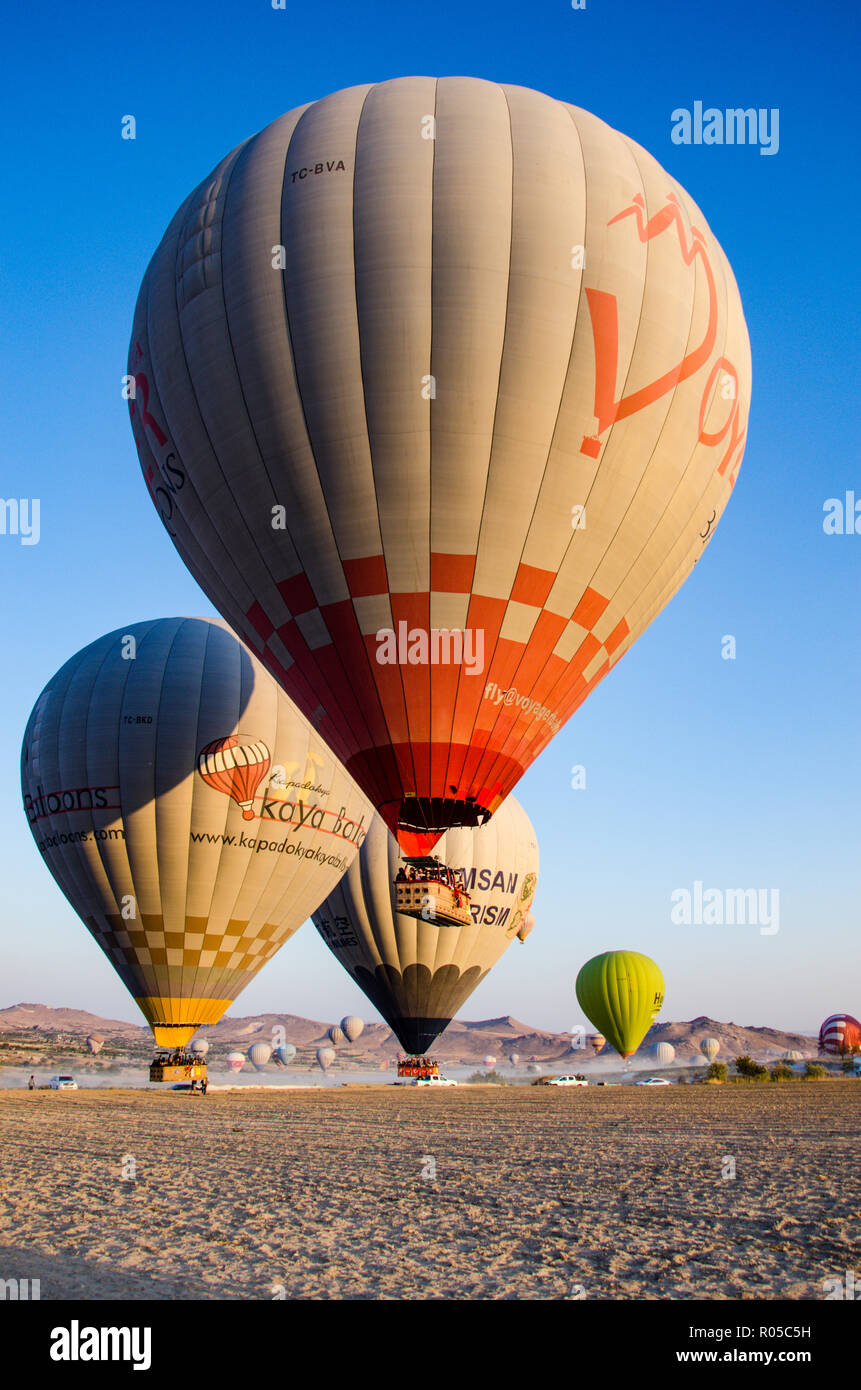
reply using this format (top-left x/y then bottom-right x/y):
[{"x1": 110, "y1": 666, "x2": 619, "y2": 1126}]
[
  {"x1": 397, "y1": 1057, "x2": 440, "y2": 1080},
  {"x1": 149, "y1": 1052, "x2": 208, "y2": 1089}
]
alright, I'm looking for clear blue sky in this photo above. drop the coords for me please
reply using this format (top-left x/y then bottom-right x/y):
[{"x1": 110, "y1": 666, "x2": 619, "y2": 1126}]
[{"x1": 2, "y1": 0, "x2": 858, "y2": 1035}]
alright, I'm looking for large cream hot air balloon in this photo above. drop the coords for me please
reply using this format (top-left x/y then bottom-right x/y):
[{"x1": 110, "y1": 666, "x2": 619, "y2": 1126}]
[
  {"x1": 128, "y1": 77, "x2": 751, "y2": 857},
  {"x1": 21, "y1": 618, "x2": 371, "y2": 1049},
  {"x1": 312, "y1": 795, "x2": 538, "y2": 1054}
]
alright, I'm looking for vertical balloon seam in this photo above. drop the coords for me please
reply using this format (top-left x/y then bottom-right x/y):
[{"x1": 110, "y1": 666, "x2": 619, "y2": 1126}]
[
  {"x1": 184, "y1": 618, "x2": 243, "y2": 1008},
  {"x1": 274, "y1": 91, "x2": 396, "y2": 804},
  {"x1": 461, "y1": 94, "x2": 590, "y2": 801},
  {"x1": 353, "y1": 81, "x2": 426, "y2": 816},
  {"x1": 141, "y1": 152, "x2": 263, "y2": 622},
  {"x1": 436, "y1": 80, "x2": 516, "y2": 803},
  {"x1": 29, "y1": 658, "x2": 93, "y2": 970},
  {"x1": 167, "y1": 145, "x2": 297, "y2": 644},
  {"x1": 62, "y1": 630, "x2": 132, "y2": 991},
  {"x1": 88, "y1": 626, "x2": 143, "y2": 959},
  {"x1": 478, "y1": 102, "x2": 600, "y2": 784}
]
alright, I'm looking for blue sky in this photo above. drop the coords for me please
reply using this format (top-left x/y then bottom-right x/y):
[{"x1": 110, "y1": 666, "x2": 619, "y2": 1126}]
[{"x1": 1, "y1": 0, "x2": 858, "y2": 1035}]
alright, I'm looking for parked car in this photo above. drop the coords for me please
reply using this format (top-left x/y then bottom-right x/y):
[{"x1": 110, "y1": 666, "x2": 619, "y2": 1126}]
[
  {"x1": 635, "y1": 1076, "x2": 671, "y2": 1086},
  {"x1": 546, "y1": 1075, "x2": 588, "y2": 1087},
  {"x1": 415, "y1": 1074, "x2": 457, "y2": 1087},
  {"x1": 49, "y1": 1075, "x2": 78, "y2": 1090}
]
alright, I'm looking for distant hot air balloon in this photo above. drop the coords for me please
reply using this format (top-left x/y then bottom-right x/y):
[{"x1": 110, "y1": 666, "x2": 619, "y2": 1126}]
[
  {"x1": 226, "y1": 1051, "x2": 245, "y2": 1073},
  {"x1": 586, "y1": 1033, "x2": 606, "y2": 1056},
  {"x1": 818, "y1": 1014, "x2": 861, "y2": 1056},
  {"x1": 516, "y1": 911, "x2": 535, "y2": 945},
  {"x1": 197, "y1": 736, "x2": 271, "y2": 821},
  {"x1": 527, "y1": 1063, "x2": 543, "y2": 1075},
  {"x1": 700, "y1": 1037, "x2": 720, "y2": 1064},
  {"x1": 783, "y1": 1050, "x2": 803, "y2": 1063},
  {"x1": 274, "y1": 1043, "x2": 296, "y2": 1066},
  {"x1": 653, "y1": 1041, "x2": 675, "y2": 1066},
  {"x1": 313, "y1": 795, "x2": 538, "y2": 1054},
  {"x1": 86, "y1": 1034, "x2": 104, "y2": 1056},
  {"x1": 21, "y1": 618, "x2": 371, "y2": 1048},
  {"x1": 316, "y1": 1047, "x2": 336, "y2": 1072},
  {"x1": 483, "y1": 1055, "x2": 497, "y2": 1068},
  {"x1": 340, "y1": 1016, "x2": 364, "y2": 1043},
  {"x1": 247, "y1": 1043, "x2": 272, "y2": 1072},
  {"x1": 327, "y1": 1026, "x2": 345, "y2": 1046},
  {"x1": 190, "y1": 1039, "x2": 210, "y2": 1058},
  {"x1": 509, "y1": 1052, "x2": 520, "y2": 1066},
  {"x1": 129, "y1": 77, "x2": 750, "y2": 859},
  {"x1": 576, "y1": 951, "x2": 665, "y2": 1061}
]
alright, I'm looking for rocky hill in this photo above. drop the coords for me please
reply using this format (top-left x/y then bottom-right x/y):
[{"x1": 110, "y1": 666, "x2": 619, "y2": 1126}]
[{"x1": 0, "y1": 1003, "x2": 818, "y2": 1064}]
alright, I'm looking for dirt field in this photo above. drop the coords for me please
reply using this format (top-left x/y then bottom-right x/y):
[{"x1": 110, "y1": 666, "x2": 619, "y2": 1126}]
[{"x1": 0, "y1": 1083, "x2": 857, "y2": 1300}]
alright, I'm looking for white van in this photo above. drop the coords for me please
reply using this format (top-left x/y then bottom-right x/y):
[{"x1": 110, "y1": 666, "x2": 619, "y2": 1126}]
[{"x1": 49, "y1": 1075, "x2": 78, "y2": 1090}]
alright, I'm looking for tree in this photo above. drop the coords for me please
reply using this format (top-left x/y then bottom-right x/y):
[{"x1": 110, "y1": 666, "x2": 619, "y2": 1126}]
[{"x1": 735, "y1": 1054, "x2": 768, "y2": 1079}]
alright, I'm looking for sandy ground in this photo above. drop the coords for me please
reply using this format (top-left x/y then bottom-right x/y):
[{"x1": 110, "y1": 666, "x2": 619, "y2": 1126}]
[{"x1": 0, "y1": 1083, "x2": 857, "y2": 1300}]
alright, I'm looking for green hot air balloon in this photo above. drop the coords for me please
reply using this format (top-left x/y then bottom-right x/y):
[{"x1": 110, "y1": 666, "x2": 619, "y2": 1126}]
[{"x1": 575, "y1": 951, "x2": 665, "y2": 1060}]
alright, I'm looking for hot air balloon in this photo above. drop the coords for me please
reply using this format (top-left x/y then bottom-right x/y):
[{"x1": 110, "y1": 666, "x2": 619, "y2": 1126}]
[
  {"x1": 327, "y1": 1025, "x2": 345, "y2": 1046},
  {"x1": 313, "y1": 794, "x2": 538, "y2": 1055},
  {"x1": 783, "y1": 1050, "x2": 803, "y2": 1063},
  {"x1": 818, "y1": 1014, "x2": 861, "y2": 1056},
  {"x1": 575, "y1": 951, "x2": 664, "y2": 1061},
  {"x1": 509, "y1": 1052, "x2": 520, "y2": 1066},
  {"x1": 700, "y1": 1037, "x2": 720, "y2": 1064},
  {"x1": 197, "y1": 737, "x2": 271, "y2": 821},
  {"x1": 316, "y1": 1047, "x2": 336, "y2": 1072},
  {"x1": 483, "y1": 1055, "x2": 497, "y2": 1068},
  {"x1": 274, "y1": 1043, "x2": 297, "y2": 1066},
  {"x1": 586, "y1": 1033, "x2": 606, "y2": 1056},
  {"x1": 190, "y1": 1039, "x2": 210, "y2": 1058},
  {"x1": 86, "y1": 1034, "x2": 104, "y2": 1056},
  {"x1": 226, "y1": 1051, "x2": 245, "y2": 1073},
  {"x1": 247, "y1": 1042, "x2": 272, "y2": 1071},
  {"x1": 129, "y1": 78, "x2": 750, "y2": 858},
  {"x1": 340, "y1": 1016, "x2": 364, "y2": 1043},
  {"x1": 653, "y1": 1041, "x2": 675, "y2": 1066},
  {"x1": 516, "y1": 911, "x2": 535, "y2": 945},
  {"x1": 21, "y1": 618, "x2": 371, "y2": 1050}
]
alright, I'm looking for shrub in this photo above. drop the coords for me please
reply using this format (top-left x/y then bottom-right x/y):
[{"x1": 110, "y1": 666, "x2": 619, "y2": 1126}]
[
  {"x1": 803, "y1": 1062, "x2": 827, "y2": 1080},
  {"x1": 770, "y1": 1062, "x2": 794, "y2": 1081},
  {"x1": 734, "y1": 1055, "x2": 768, "y2": 1079},
  {"x1": 467, "y1": 1070, "x2": 507, "y2": 1085},
  {"x1": 706, "y1": 1062, "x2": 728, "y2": 1082}
]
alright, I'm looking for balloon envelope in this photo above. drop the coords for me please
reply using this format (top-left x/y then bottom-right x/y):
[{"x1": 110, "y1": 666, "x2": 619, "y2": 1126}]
[
  {"x1": 313, "y1": 794, "x2": 538, "y2": 1053},
  {"x1": 86, "y1": 1034, "x2": 104, "y2": 1056},
  {"x1": 700, "y1": 1037, "x2": 720, "y2": 1063},
  {"x1": 129, "y1": 77, "x2": 750, "y2": 857},
  {"x1": 226, "y1": 1051, "x2": 245, "y2": 1073},
  {"x1": 575, "y1": 951, "x2": 664, "y2": 1060},
  {"x1": 586, "y1": 1033, "x2": 606, "y2": 1055},
  {"x1": 483, "y1": 1055, "x2": 497, "y2": 1068},
  {"x1": 516, "y1": 911, "x2": 535, "y2": 945},
  {"x1": 340, "y1": 1016, "x2": 364, "y2": 1043},
  {"x1": 247, "y1": 1043, "x2": 272, "y2": 1071},
  {"x1": 327, "y1": 1025, "x2": 344, "y2": 1046},
  {"x1": 316, "y1": 1047, "x2": 336, "y2": 1071},
  {"x1": 21, "y1": 617, "x2": 371, "y2": 1047},
  {"x1": 274, "y1": 1043, "x2": 297, "y2": 1066},
  {"x1": 653, "y1": 1041, "x2": 675, "y2": 1066},
  {"x1": 818, "y1": 1014, "x2": 861, "y2": 1056},
  {"x1": 190, "y1": 1039, "x2": 210, "y2": 1058},
  {"x1": 509, "y1": 1052, "x2": 520, "y2": 1066}
]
